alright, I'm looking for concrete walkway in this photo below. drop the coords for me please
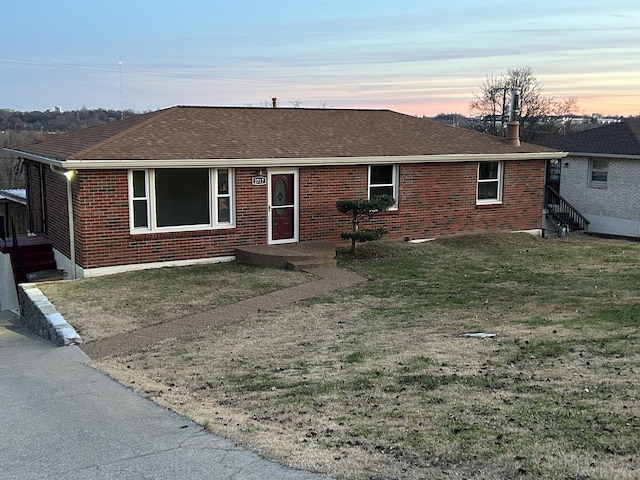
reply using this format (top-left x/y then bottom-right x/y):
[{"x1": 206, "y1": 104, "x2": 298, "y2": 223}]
[
  {"x1": 81, "y1": 267, "x2": 367, "y2": 359},
  {"x1": 0, "y1": 310, "x2": 333, "y2": 480}
]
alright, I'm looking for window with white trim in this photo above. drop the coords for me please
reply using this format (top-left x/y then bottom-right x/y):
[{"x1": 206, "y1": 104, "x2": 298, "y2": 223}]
[
  {"x1": 216, "y1": 169, "x2": 232, "y2": 223},
  {"x1": 589, "y1": 158, "x2": 608, "y2": 186},
  {"x1": 129, "y1": 168, "x2": 234, "y2": 232},
  {"x1": 132, "y1": 170, "x2": 150, "y2": 228},
  {"x1": 368, "y1": 164, "x2": 398, "y2": 207},
  {"x1": 477, "y1": 161, "x2": 503, "y2": 204}
]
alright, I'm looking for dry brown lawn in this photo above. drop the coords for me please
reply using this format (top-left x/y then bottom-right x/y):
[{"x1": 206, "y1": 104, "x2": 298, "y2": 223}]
[
  {"x1": 39, "y1": 234, "x2": 640, "y2": 480},
  {"x1": 39, "y1": 263, "x2": 314, "y2": 342}
]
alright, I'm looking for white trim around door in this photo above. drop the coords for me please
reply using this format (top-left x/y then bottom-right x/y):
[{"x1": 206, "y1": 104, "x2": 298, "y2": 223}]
[{"x1": 267, "y1": 169, "x2": 299, "y2": 244}]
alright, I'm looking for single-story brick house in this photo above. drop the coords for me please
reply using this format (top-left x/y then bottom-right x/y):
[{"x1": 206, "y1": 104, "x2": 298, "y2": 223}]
[
  {"x1": 5, "y1": 106, "x2": 563, "y2": 278},
  {"x1": 540, "y1": 119, "x2": 640, "y2": 238}
]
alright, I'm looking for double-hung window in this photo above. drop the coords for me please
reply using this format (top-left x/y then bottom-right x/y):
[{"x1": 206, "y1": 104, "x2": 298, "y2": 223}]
[
  {"x1": 589, "y1": 158, "x2": 608, "y2": 186},
  {"x1": 129, "y1": 168, "x2": 234, "y2": 232},
  {"x1": 368, "y1": 164, "x2": 398, "y2": 208},
  {"x1": 132, "y1": 170, "x2": 150, "y2": 228},
  {"x1": 216, "y1": 169, "x2": 232, "y2": 223},
  {"x1": 477, "y1": 161, "x2": 503, "y2": 204}
]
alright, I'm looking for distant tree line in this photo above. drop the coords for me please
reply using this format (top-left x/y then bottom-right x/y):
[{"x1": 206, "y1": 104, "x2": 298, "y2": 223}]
[
  {"x1": 431, "y1": 66, "x2": 633, "y2": 142},
  {"x1": 0, "y1": 107, "x2": 137, "y2": 134},
  {"x1": 0, "y1": 108, "x2": 138, "y2": 189}
]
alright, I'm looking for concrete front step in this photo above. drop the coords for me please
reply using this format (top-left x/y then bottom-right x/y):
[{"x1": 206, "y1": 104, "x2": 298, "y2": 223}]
[
  {"x1": 286, "y1": 258, "x2": 337, "y2": 271},
  {"x1": 236, "y1": 242, "x2": 337, "y2": 270}
]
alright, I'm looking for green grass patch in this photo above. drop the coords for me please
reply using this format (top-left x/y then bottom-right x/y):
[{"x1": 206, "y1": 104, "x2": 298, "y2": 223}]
[
  {"x1": 90, "y1": 233, "x2": 640, "y2": 480},
  {"x1": 344, "y1": 351, "x2": 368, "y2": 363}
]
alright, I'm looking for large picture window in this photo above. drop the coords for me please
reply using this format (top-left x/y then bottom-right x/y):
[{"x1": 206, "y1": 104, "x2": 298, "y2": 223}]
[
  {"x1": 129, "y1": 168, "x2": 234, "y2": 232},
  {"x1": 369, "y1": 164, "x2": 398, "y2": 207},
  {"x1": 477, "y1": 161, "x2": 503, "y2": 204},
  {"x1": 156, "y1": 169, "x2": 210, "y2": 227}
]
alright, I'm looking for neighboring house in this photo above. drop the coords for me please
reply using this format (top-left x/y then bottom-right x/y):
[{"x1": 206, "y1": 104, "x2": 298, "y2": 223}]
[
  {"x1": 4, "y1": 106, "x2": 563, "y2": 278},
  {"x1": 0, "y1": 188, "x2": 27, "y2": 241},
  {"x1": 0, "y1": 188, "x2": 28, "y2": 311},
  {"x1": 541, "y1": 119, "x2": 640, "y2": 238}
]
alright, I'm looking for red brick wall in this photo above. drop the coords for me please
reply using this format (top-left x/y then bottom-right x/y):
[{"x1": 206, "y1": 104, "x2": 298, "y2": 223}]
[
  {"x1": 300, "y1": 160, "x2": 545, "y2": 243},
  {"x1": 72, "y1": 169, "x2": 269, "y2": 269},
  {"x1": 299, "y1": 165, "x2": 367, "y2": 242},
  {"x1": 25, "y1": 161, "x2": 71, "y2": 255},
  {"x1": 29, "y1": 160, "x2": 544, "y2": 269}
]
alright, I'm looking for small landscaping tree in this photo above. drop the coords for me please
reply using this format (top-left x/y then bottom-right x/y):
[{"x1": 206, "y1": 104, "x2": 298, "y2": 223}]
[{"x1": 336, "y1": 195, "x2": 395, "y2": 253}]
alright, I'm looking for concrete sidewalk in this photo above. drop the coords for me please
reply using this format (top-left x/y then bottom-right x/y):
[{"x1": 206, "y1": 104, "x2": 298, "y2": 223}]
[{"x1": 0, "y1": 310, "x2": 332, "y2": 480}]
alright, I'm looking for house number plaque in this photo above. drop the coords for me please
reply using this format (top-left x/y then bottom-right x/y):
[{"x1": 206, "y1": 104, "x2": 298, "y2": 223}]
[{"x1": 252, "y1": 176, "x2": 267, "y2": 186}]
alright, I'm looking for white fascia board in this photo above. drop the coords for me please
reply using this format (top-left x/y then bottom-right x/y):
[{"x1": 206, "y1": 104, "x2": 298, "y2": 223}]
[
  {"x1": 7, "y1": 150, "x2": 567, "y2": 170},
  {"x1": 567, "y1": 152, "x2": 640, "y2": 160},
  {"x1": 3, "y1": 149, "x2": 65, "y2": 168}
]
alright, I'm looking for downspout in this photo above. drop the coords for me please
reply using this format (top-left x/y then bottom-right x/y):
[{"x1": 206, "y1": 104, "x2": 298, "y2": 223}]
[
  {"x1": 39, "y1": 163, "x2": 46, "y2": 233},
  {"x1": 50, "y1": 165, "x2": 77, "y2": 279}
]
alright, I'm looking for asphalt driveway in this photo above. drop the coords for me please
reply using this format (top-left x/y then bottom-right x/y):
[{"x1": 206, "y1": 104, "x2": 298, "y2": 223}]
[{"x1": 0, "y1": 310, "x2": 331, "y2": 480}]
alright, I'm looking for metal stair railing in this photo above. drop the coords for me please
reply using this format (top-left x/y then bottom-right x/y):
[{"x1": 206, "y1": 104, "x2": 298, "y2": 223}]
[{"x1": 545, "y1": 185, "x2": 590, "y2": 232}]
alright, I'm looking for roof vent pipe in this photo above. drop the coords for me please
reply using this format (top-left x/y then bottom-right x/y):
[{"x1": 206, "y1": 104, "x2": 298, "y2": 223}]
[
  {"x1": 272, "y1": 97, "x2": 277, "y2": 108},
  {"x1": 505, "y1": 88, "x2": 521, "y2": 146},
  {"x1": 509, "y1": 88, "x2": 520, "y2": 122}
]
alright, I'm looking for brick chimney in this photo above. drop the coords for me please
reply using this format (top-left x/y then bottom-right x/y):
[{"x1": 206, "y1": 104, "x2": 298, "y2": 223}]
[{"x1": 505, "y1": 121, "x2": 520, "y2": 146}]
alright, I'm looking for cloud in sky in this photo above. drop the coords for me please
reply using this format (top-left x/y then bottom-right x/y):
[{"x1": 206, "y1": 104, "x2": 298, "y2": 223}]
[{"x1": 2, "y1": 0, "x2": 639, "y2": 116}]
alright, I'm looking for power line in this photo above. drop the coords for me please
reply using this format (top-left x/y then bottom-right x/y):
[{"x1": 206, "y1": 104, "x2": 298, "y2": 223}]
[{"x1": 0, "y1": 56, "x2": 319, "y2": 86}]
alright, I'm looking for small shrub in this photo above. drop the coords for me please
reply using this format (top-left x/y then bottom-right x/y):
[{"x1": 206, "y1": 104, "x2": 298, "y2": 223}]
[{"x1": 336, "y1": 195, "x2": 395, "y2": 253}]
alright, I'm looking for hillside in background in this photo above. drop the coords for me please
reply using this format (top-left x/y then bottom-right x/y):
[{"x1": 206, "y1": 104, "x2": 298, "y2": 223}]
[
  {"x1": 0, "y1": 108, "x2": 140, "y2": 189},
  {"x1": 0, "y1": 108, "x2": 138, "y2": 134}
]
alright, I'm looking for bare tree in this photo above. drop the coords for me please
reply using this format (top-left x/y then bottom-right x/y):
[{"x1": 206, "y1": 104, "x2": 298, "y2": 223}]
[
  {"x1": 470, "y1": 66, "x2": 579, "y2": 142},
  {"x1": 0, "y1": 131, "x2": 34, "y2": 189},
  {"x1": 469, "y1": 74, "x2": 507, "y2": 136}
]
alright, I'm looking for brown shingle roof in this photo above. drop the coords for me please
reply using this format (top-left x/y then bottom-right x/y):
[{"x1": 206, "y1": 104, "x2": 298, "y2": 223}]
[
  {"x1": 11, "y1": 106, "x2": 557, "y2": 162},
  {"x1": 540, "y1": 119, "x2": 640, "y2": 156}
]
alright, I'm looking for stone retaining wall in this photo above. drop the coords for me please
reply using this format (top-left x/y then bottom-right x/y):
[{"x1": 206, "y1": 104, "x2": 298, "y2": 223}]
[{"x1": 18, "y1": 283, "x2": 83, "y2": 346}]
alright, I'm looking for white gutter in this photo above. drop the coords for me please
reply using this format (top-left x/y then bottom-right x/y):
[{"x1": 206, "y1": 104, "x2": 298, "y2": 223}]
[
  {"x1": 566, "y1": 152, "x2": 640, "y2": 160},
  {"x1": 5, "y1": 149, "x2": 567, "y2": 170}
]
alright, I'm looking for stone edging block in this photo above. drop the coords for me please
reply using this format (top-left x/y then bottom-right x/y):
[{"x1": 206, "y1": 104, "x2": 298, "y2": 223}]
[{"x1": 18, "y1": 283, "x2": 83, "y2": 346}]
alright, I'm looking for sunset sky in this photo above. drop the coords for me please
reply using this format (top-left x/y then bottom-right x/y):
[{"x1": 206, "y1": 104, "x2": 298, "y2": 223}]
[{"x1": 2, "y1": 0, "x2": 639, "y2": 117}]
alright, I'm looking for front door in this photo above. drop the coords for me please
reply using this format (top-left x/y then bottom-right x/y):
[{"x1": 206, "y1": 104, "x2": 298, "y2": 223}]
[{"x1": 268, "y1": 170, "x2": 298, "y2": 244}]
